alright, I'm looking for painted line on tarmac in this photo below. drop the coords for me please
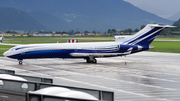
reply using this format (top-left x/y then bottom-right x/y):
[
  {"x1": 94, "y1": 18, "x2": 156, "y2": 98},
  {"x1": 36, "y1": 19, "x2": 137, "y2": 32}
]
[{"x1": 21, "y1": 63, "x2": 177, "y2": 91}]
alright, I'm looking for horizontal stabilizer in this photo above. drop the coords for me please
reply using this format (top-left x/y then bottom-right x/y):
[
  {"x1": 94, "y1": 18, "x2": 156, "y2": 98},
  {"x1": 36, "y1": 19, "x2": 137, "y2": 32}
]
[{"x1": 150, "y1": 24, "x2": 176, "y2": 28}]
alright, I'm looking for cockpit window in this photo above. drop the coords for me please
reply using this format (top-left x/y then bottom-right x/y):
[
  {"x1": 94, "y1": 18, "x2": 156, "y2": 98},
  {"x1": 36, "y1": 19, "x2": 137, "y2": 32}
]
[
  {"x1": 10, "y1": 47, "x2": 16, "y2": 51},
  {"x1": 9, "y1": 47, "x2": 28, "y2": 51},
  {"x1": 9, "y1": 46, "x2": 38, "y2": 51},
  {"x1": 15, "y1": 47, "x2": 28, "y2": 50}
]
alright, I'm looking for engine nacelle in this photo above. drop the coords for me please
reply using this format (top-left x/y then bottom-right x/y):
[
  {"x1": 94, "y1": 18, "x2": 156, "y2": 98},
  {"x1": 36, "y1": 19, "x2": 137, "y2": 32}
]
[{"x1": 119, "y1": 44, "x2": 150, "y2": 52}]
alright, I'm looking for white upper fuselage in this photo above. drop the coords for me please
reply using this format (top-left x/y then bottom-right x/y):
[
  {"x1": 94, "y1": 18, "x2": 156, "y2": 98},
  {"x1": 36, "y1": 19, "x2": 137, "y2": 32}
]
[{"x1": 3, "y1": 42, "x2": 122, "y2": 58}]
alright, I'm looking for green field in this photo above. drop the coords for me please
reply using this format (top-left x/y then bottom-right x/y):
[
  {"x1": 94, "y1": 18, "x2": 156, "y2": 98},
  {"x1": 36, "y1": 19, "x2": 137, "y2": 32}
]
[
  {"x1": 2, "y1": 37, "x2": 114, "y2": 44},
  {"x1": 149, "y1": 41, "x2": 180, "y2": 53},
  {"x1": 1, "y1": 36, "x2": 180, "y2": 56}
]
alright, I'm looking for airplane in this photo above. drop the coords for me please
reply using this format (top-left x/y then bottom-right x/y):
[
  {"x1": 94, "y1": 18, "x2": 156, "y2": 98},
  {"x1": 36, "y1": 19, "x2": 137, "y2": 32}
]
[
  {"x1": 0, "y1": 34, "x2": 4, "y2": 43},
  {"x1": 3, "y1": 24, "x2": 175, "y2": 65}
]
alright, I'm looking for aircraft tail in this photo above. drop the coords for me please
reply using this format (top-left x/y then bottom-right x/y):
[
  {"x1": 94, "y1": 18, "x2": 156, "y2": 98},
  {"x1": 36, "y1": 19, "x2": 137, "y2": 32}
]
[{"x1": 121, "y1": 24, "x2": 175, "y2": 45}]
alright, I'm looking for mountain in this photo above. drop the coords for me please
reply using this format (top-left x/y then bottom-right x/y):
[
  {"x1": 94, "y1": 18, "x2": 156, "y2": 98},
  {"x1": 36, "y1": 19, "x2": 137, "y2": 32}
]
[
  {"x1": 0, "y1": 0, "x2": 173, "y2": 32},
  {"x1": 169, "y1": 11, "x2": 180, "y2": 21},
  {"x1": 0, "y1": 7, "x2": 47, "y2": 31},
  {"x1": 173, "y1": 19, "x2": 180, "y2": 25},
  {"x1": 26, "y1": 11, "x2": 71, "y2": 31}
]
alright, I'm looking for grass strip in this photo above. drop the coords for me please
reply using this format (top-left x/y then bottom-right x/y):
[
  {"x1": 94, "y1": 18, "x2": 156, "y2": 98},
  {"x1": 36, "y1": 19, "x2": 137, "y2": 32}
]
[{"x1": 0, "y1": 45, "x2": 14, "y2": 56}]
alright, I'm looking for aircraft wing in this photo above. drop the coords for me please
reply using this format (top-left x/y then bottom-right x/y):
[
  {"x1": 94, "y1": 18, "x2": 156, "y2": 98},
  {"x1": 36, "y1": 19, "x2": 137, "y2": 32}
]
[
  {"x1": 70, "y1": 47, "x2": 133, "y2": 57},
  {"x1": 70, "y1": 52, "x2": 129, "y2": 57}
]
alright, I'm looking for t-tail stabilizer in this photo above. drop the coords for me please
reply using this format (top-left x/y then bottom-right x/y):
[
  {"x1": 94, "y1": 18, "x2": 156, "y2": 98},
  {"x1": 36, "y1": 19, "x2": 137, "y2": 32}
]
[
  {"x1": 122, "y1": 24, "x2": 175, "y2": 46},
  {"x1": 116, "y1": 24, "x2": 175, "y2": 53}
]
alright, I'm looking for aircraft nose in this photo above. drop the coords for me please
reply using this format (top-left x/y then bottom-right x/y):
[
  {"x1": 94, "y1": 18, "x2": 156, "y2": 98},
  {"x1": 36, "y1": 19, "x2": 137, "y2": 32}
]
[{"x1": 3, "y1": 51, "x2": 9, "y2": 57}]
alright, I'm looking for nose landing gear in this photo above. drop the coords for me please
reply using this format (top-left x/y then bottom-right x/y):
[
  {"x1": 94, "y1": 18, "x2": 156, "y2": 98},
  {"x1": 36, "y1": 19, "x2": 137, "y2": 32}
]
[{"x1": 18, "y1": 59, "x2": 23, "y2": 65}]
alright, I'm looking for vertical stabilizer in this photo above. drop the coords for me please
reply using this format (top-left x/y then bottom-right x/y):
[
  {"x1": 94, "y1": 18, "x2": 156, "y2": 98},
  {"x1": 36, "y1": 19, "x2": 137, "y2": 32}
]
[{"x1": 122, "y1": 24, "x2": 175, "y2": 45}]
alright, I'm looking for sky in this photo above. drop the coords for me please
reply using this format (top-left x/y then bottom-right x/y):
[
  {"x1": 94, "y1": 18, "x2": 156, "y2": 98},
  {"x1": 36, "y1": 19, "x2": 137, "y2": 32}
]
[{"x1": 124, "y1": 0, "x2": 180, "y2": 19}]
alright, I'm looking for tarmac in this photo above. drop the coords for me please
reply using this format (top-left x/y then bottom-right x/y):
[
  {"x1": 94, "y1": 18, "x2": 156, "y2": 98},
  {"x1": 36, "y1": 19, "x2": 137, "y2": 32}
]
[{"x1": 0, "y1": 51, "x2": 180, "y2": 101}]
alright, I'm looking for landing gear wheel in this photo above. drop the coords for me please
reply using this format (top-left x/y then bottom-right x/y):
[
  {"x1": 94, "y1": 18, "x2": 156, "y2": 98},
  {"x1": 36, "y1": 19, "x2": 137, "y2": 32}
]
[
  {"x1": 92, "y1": 59, "x2": 97, "y2": 63},
  {"x1": 18, "y1": 59, "x2": 23, "y2": 65},
  {"x1": 86, "y1": 58, "x2": 91, "y2": 63},
  {"x1": 86, "y1": 58, "x2": 97, "y2": 63},
  {"x1": 19, "y1": 61, "x2": 22, "y2": 65}
]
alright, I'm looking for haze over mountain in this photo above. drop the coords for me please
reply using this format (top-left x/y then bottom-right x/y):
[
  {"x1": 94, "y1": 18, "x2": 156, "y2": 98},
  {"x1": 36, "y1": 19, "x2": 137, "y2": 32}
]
[
  {"x1": 169, "y1": 11, "x2": 180, "y2": 21},
  {"x1": 0, "y1": 0, "x2": 173, "y2": 32}
]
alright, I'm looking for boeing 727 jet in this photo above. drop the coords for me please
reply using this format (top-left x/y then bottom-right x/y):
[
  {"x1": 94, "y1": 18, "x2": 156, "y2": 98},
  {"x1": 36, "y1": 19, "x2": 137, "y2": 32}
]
[{"x1": 3, "y1": 24, "x2": 174, "y2": 64}]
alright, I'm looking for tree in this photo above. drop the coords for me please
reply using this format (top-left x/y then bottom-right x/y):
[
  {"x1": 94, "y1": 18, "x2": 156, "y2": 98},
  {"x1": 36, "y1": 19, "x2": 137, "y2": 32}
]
[
  {"x1": 133, "y1": 28, "x2": 140, "y2": 32},
  {"x1": 108, "y1": 29, "x2": 111, "y2": 33},
  {"x1": 92, "y1": 31, "x2": 96, "y2": 33},
  {"x1": 111, "y1": 29, "x2": 116, "y2": 33},
  {"x1": 74, "y1": 31, "x2": 80, "y2": 34},
  {"x1": 55, "y1": 31, "x2": 62, "y2": 34},
  {"x1": 127, "y1": 28, "x2": 132, "y2": 32},
  {"x1": 140, "y1": 25, "x2": 145, "y2": 29},
  {"x1": 67, "y1": 30, "x2": 74, "y2": 34},
  {"x1": 62, "y1": 31, "x2": 66, "y2": 34},
  {"x1": 122, "y1": 28, "x2": 132, "y2": 33},
  {"x1": 38, "y1": 30, "x2": 52, "y2": 33},
  {"x1": 6, "y1": 30, "x2": 11, "y2": 33},
  {"x1": 84, "y1": 30, "x2": 89, "y2": 33},
  {"x1": 6, "y1": 30, "x2": 17, "y2": 34}
]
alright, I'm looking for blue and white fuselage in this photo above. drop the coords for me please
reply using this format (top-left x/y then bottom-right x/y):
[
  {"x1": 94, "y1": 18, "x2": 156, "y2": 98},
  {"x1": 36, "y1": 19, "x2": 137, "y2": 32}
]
[
  {"x1": 3, "y1": 24, "x2": 175, "y2": 64},
  {"x1": 4, "y1": 42, "x2": 145, "y2": 59}
]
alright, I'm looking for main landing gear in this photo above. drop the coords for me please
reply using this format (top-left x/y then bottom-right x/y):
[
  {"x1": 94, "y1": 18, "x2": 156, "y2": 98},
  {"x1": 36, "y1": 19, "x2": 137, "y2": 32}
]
[
  {"x1": 18, "y1": 59, "x2": 23, "y2": 65},
  {"x1": 86, "y1": 57, "x2": 97, "y2": 63}
]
